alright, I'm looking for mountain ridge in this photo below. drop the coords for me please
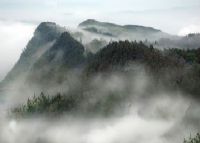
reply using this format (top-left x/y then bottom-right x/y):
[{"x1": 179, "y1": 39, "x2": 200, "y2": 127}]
[
  {"x1": 1, "y1": 22, "x2": 66, "y2": 87},
  {"x1": 1, "y1": 20, "x2": 200, "y2": 90},
  {"x1": 79, "y1": 19, "x2": 161, "y2": 32},
  {"x1": 78, "y1": 19, "x2": 170, "y2": 41}
]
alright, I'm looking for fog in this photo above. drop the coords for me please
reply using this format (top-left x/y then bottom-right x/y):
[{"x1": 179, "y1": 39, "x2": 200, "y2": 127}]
[
  {"x1": 0, "y1": 102, "x2": 187, "y2": 143},
  {"x1": 0, "y1": 16, "x2": 200, "y2": 143},
  {"x1": 0, "y1": 64, "x2": 198, "y2": 143},
  {"x1": 0, "y1": 20, "x2": 35, "y2": 80},
  {"x1": 178, "y1": 24, "x2": 200, "y2": 36},
  {"x1": 0, "y1": 18, "x2": 198, "y2": 82}
]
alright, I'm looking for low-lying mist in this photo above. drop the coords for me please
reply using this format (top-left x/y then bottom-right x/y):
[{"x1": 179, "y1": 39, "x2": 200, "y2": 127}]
[{"x1": 0, "y1": 64, "x2": 198, "y2": 143}]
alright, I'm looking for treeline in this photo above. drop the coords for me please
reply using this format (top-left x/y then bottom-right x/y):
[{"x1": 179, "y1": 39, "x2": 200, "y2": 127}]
[
  {"x1": 12, "y1": 92, "x2": 84, "y2": 117},
  {"x1": 12, "y1": 91, "x2": 125, "y2": 117},
  {"x1": 85, "y1": 41, "x2": 200, "y2": 97},
  {"x1": 86, "y1": 40, "x2": 200, "y2": 74}
]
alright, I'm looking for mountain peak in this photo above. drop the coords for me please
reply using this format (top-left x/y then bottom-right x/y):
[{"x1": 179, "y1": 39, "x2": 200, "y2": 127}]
[
  {"x1": 34, "y1": 22, "x2": 66, "y2": 41},
  {"x1": 51, "y1": 32, "x2": 85, "y2": 53},
  {"x1": 79, "y1": 19, "x2": 119, "y2": 27},
  {"x1": 79, "y1": 19, "x2": 97, "y2": 26},
  {"x1": 36, "y1": 22, "x2": 57, "y2": 32}
]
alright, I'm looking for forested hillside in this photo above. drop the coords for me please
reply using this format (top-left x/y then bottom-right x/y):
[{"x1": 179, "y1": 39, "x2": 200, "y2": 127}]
[{"x1": 12, "y1": 40, "x2": 200, "y2": 116}]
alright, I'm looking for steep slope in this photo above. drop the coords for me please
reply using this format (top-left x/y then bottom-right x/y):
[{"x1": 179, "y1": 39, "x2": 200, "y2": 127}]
[
  {"x1": 1, "y1": 22, "x2": 66, "y2": 87},
  {"x1": 79, "y1": 19, "x2": 171, "y2": 41},
  {"x1": 27, "y1": 32, "x2": 85, "y2": 88},
  {"x1": 34, "y1": 32, "x2": 85, "y2": 69}
]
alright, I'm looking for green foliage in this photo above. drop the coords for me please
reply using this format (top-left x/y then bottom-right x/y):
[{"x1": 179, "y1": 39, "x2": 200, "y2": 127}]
[
  {"x1": 86, "y1": 41, "x2": 148, "y2": 73},
  {"x1": 12, "y1": 92, "x2": 84, "y2": 116},
  {"x1": 12, "y1": 90, "x2": 126, "y2": 117},
  {"x1": 166, "y1": 48, "x2": 200, "y2": 63},
  {"x1": 85, "y1": 40, "x2": 185, "y2": 74},
  {"x1": 85, "y1": 41, "x2": 200, "y2": 97},
  {"x1": 184, "y1": 133, "x2": 200, "y2": 143}
]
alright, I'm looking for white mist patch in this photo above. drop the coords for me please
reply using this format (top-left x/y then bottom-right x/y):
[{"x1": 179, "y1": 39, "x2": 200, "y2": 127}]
[
  {"x1": 86, "y1": 115, "x2": 172, "y2": 143},
  {"x1": 0, "y1": 63, "x2": 196, "y2": 143},
  {"x1": 0, "y1": 94, "x2": 190, "y2": 143},
  {"x1": 178, "y1": 24, "x2": 200, "y2": 36},
  {"x1": 0, "y1": 20, "x2": 36, "y2": 81}
]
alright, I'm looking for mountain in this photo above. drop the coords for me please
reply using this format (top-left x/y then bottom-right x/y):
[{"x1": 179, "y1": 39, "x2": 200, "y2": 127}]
[
  {"x1": 1, "y1": 20, "x2": 200, "y2": 141},
  {"x1": 1, "y1": 20, "x2": 200, "y2": 93},
  {"x1": 78, "y1": 19, "x2": 199, "y2": 51},
  {"x1": 1, "y1": 22, "x2": 66, "y2": 87},
  {"x1": 34, "y1": 32, "x2": 85, "y2": 69},
  {"x1": 12, "y1": 40, "x2": 200, "y2": 117},
  {"x1": 78, "y1": 19, "x2": 171, "y2": 41},
  {"x1": 85, "y1": 41, "x2": 200, "y2": 98},
  {"x1": 85, "y1": 41, "x2": 184, "y2": 74},
  {"x1": 27, "y1": 32, "x2": 85, "y2": 88}
]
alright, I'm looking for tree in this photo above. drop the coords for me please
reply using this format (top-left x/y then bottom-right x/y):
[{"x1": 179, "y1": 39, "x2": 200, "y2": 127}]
[{"x1": 184, "y1": 133, "x2": 200, "y2": 143}]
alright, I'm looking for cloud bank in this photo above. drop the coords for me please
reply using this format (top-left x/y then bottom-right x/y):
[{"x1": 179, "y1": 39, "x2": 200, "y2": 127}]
[
  {"x1": 0, "y1": 20, "x2": 35, "y2": 81},
  {"x1": 178, "y1": 24, "x2": 200, "y2": 36}
]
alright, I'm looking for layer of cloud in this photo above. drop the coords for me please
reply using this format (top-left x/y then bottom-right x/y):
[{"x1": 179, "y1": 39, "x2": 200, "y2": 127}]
[
  {"x1": 0, "y1": 95, "x2": 190, "y2": 143},
  {"x1": 178, "y1": 24, "x2": 200, "y2": 36},
  {"x1": 0, "y1": 20, "x2": 35, "y2": 81},
  {"x1": 0, "y1": 0, "x2": 200, "y2": 34}
]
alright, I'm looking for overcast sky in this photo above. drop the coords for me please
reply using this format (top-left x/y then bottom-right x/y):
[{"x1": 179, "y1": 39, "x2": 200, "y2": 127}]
[
  {"x1": 0, "y1": 0, "x2": 200, "y2": 33},
  {"x1": 0, "y1": 0, "x2": 200, "y2": 80}
]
